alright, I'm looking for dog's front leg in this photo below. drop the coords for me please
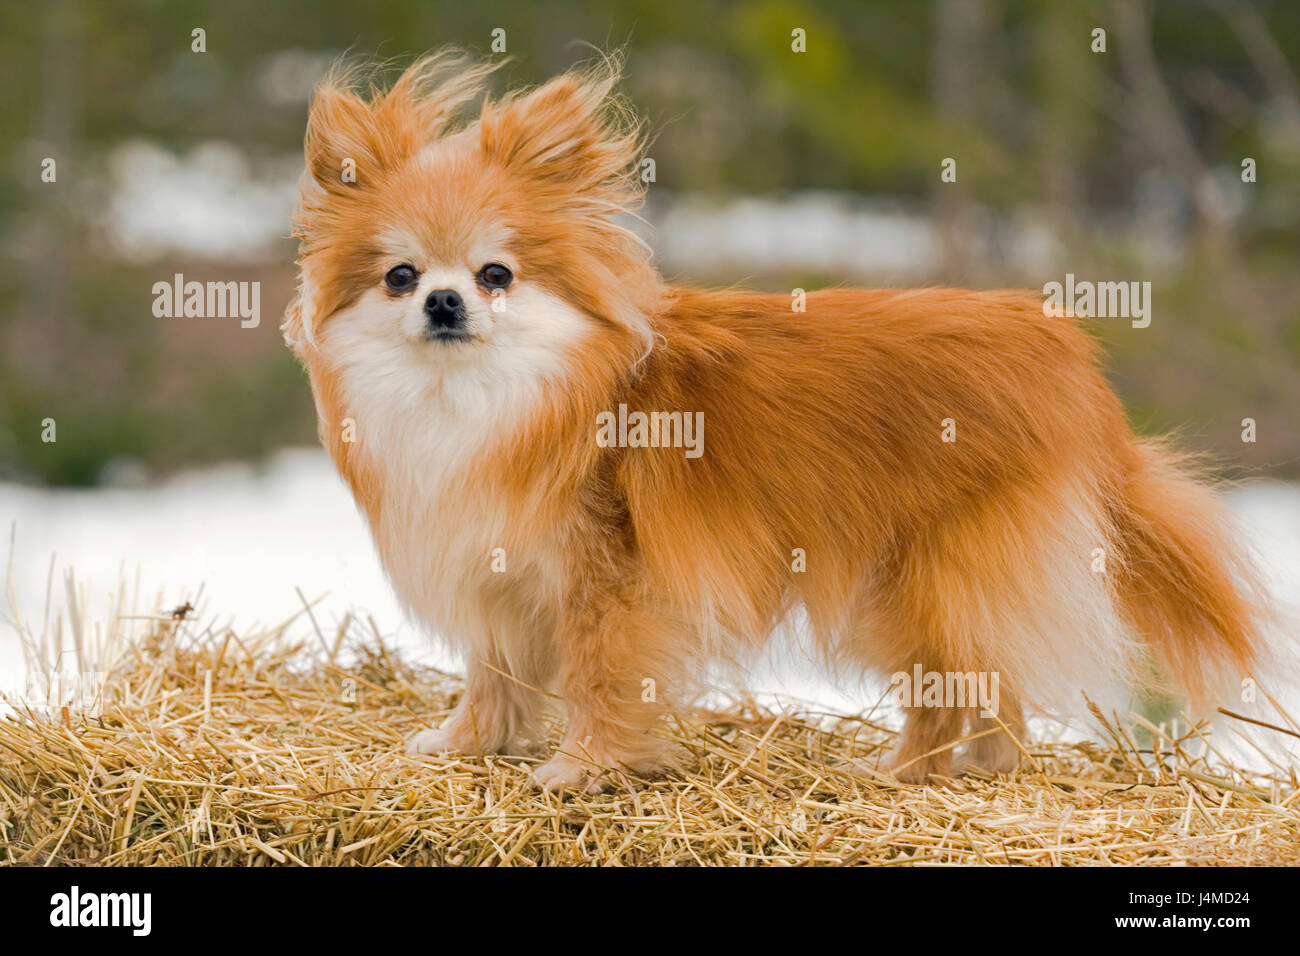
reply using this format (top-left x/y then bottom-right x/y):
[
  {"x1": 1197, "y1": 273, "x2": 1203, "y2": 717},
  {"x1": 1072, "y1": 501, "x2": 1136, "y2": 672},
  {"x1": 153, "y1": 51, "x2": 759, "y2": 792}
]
[
  {"x1": 406, "y1": 649, "x2": 544, "y2": 757},
  {"x1": 532, "y1": 589, "x2": 675, "y2": 793}
]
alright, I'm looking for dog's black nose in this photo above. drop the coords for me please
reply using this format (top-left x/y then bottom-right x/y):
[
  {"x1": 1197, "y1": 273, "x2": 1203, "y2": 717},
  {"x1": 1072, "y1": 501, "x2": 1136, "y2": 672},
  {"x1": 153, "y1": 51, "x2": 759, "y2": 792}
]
[{"x1": 424, "y1": 288, "x2": 465, "y2": 330}]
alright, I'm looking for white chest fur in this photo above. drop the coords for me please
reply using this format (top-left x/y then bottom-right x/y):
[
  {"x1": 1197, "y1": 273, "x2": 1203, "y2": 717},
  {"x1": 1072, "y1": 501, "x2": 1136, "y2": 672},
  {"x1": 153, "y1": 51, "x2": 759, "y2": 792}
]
[{"x1": 316, "y1": 283, "x2": 591, "y2": 658}]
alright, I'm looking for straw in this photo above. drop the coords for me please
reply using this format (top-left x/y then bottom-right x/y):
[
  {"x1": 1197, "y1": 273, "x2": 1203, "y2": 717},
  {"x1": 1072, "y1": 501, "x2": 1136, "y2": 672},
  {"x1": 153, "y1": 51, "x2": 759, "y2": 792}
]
[{"x1": 1, "y1": 606, "x2": 1297, "y2": 866}]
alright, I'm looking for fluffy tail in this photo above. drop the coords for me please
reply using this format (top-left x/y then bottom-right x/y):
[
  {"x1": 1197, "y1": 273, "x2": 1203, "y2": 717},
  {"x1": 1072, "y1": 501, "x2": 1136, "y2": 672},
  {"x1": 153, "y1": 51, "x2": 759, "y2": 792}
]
[{"x1": 1110, "y1": 440, "x2": 1267, "y2": 703}]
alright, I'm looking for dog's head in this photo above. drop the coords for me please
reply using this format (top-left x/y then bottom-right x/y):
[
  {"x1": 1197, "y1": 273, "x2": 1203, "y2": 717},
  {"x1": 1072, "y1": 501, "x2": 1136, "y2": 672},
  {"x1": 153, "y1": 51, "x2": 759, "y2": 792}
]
[{"x1": 285, "y1": 50, "x2": 660, "y2": 400}]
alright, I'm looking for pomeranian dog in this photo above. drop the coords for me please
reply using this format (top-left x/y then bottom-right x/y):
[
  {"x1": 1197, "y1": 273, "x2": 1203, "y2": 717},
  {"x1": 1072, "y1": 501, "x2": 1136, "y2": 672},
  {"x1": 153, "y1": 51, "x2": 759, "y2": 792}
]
[{"x1": 284, "y1": 50, "x2": 1266, "y2": 790}]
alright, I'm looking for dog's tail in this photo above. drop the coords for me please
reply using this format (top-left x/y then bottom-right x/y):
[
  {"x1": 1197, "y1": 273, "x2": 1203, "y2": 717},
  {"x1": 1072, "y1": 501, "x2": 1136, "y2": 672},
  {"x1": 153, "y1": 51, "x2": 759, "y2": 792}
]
[{"x1": 1110, "y1": 439, "x2": 1268, "y2": 702}]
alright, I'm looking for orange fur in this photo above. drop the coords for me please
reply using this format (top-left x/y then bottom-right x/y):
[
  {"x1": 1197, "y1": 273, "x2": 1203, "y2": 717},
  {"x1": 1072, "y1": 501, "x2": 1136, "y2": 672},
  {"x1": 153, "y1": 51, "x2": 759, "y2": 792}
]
[{"x1": 285, "y1": 52, "x2": 1267, "y2": 790}]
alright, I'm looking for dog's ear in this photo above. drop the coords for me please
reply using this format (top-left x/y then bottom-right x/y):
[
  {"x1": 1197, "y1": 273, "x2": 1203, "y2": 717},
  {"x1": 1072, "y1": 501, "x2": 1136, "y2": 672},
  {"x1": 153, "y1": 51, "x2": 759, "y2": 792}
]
[
  {"x1": 304, "y1": 52, "x2": 498, "y2": 195},
  {"x1": 479, "y1": 61, "x2": 643, "y2": 206},
  {"x1": 303, "y1": 82, "x2": 390, "y2": 194}
]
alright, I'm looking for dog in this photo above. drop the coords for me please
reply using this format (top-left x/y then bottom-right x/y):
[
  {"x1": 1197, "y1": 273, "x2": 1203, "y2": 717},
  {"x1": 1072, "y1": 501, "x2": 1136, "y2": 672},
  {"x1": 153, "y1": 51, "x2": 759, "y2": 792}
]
[{"x1": 283, "y1": 50, "x2": 1266, "y2": 790}]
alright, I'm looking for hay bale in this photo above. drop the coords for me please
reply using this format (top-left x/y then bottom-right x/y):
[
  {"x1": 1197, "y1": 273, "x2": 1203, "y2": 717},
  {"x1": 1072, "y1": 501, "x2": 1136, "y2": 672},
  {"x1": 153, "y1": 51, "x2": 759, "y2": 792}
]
[{"x1": 2, "y1": 613, "x2": 1297, "y2": 866}]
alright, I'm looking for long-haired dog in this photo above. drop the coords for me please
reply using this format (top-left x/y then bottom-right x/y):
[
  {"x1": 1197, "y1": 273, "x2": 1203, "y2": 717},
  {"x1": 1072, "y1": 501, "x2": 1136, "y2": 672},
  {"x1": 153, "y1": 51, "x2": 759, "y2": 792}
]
[{"x1": 284, "y1": 51, "x2": 1268, "y2": 790}]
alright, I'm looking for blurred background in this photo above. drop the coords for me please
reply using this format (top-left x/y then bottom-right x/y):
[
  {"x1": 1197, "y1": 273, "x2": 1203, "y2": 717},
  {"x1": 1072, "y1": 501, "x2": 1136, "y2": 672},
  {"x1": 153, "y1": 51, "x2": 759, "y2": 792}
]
[{"x1": 0, "y1": 1, "x2": 1297, "y2": 713}]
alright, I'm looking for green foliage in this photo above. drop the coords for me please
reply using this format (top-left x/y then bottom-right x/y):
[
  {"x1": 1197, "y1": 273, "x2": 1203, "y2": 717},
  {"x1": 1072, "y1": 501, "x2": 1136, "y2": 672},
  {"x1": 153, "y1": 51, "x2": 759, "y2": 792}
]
[{"x1": 1, "y1": 0, "x2": 1298, "y2": 484}]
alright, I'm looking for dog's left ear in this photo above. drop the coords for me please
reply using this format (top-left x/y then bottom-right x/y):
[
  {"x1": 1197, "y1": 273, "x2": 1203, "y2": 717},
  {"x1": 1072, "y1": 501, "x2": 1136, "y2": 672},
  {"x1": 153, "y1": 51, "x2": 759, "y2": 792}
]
[{"x1": 479, "y1": 65, "x2": 643, "y2": 204}]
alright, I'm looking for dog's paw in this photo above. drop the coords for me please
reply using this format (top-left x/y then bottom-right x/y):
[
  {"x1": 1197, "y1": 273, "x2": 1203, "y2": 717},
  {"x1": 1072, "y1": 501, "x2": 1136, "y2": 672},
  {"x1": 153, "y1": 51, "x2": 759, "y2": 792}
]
[
  {"x1": 840, "y1": 755, "x2": 942, "y2": 785},
  {"x1": 885, "y1": 751, "x2": 953, "y2": 785},
  {"x1": 404, "y1": 726, "x2": 463, "y2": 756},
  {"x1": 837, "y1": 756, "x2": 886, "y2": 781},
  {"x1": 532, "y1": 753, "x2": 610, "y2": 794},
  {"x1": 958, "y1": 736, "x2": 1022, "y2": 776}
]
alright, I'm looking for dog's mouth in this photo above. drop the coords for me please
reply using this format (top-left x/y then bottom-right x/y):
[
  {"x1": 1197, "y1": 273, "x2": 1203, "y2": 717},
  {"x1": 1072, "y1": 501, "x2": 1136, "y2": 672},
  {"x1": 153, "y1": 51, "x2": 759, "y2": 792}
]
[{"x1": 423, "y1": 329, "x2": 475, "y2": 344}]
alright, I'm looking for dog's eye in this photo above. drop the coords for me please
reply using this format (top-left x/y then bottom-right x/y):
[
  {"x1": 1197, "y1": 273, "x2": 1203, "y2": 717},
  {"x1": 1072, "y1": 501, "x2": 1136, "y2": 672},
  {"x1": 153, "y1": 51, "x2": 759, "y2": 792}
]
[
  {"x1": 477, "y1": 263, "x2": 513, "y2": 290},
  {"x1": 384, "y1": 264, "x2": 419, "y2": 292}
]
